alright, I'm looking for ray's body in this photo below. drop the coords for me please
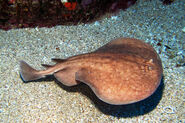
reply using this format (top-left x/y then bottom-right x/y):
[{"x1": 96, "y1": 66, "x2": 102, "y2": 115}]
[{"x1": 20, "y1": 38, "x2": 163, "y2": 105}]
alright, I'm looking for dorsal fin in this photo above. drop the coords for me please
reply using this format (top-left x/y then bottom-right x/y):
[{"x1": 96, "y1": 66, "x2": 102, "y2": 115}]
[
  {"x1": 51, "y1": 58, "x2": 66, "y2": 63},
  {"x1": 41, "y1": 64, "x2": 53, "y2": 68}
]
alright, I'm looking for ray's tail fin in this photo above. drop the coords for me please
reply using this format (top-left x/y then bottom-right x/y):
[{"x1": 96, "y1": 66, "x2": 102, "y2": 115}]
[{"x1": 20, "y1": 61, "x2": 45, "y2": 82}]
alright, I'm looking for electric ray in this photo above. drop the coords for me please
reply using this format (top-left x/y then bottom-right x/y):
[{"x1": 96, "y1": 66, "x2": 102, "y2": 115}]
[{"x1": 20, "y1": 37, "x2": 163, "y2": 105}]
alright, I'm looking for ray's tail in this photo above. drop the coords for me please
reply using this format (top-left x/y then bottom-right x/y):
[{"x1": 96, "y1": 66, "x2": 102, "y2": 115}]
[{"x1": 20, "y1": 61, "x2": 45, "y2": 82}]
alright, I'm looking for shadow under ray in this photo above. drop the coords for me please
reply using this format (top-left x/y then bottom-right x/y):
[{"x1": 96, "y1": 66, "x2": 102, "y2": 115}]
[{"x1": 22, "y1": 74, "x2": 164, "y2": 118}]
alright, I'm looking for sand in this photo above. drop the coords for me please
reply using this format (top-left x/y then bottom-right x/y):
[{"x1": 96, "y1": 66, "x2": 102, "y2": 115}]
[{"x1": 0, "y1": 0, "x2": 184, "y2": 122}]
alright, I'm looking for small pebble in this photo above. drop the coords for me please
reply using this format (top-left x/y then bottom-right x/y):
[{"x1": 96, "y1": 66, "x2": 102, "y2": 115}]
[{"x1": 182, "y1": 27, "x2": 185, "y2": 32}]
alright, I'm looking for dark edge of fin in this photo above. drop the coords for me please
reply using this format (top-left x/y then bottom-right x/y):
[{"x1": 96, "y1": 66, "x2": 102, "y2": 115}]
[
  {"x1": 20, "y1": 61, "x2": 45, "y2": 82},
  {"x1": 51, "y1": 58, "x2": 66, "y2": 63},
  {"x1": 41, "y1": 64, "x2": 53, "y2": 69}
]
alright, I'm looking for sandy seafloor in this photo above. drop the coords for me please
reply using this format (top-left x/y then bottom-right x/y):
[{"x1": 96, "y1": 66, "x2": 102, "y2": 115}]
[{"x1": 0, "y1": 0, "x2": 184, "y2": 122}]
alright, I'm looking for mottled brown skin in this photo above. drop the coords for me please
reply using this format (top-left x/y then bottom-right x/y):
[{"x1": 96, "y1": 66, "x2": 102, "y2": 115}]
[{"x1": 20, "y1": 38, "x2": 163, "y2": 105}]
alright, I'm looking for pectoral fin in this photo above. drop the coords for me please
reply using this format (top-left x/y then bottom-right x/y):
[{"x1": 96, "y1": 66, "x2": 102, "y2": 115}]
[
  {"x1": 75, "y1": 68, "x2": 91, "y2": 83},
  {"x1": 75, "y1": 68, "x2": 101, "y2": 98},
  {"x1": 75, "y1": 68, "x2": 120, "y2": 105},
  {"x1": 54, "y1": 67, "x2": 79, "y2": 86}
]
